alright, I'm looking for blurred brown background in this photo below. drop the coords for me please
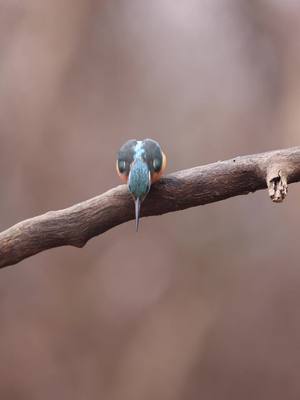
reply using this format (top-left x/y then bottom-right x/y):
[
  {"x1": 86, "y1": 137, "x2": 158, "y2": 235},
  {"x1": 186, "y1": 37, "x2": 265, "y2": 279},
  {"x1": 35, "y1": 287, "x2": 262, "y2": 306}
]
[{"x1": 0, "y1": 1, "x2": 300, "y2": 399}]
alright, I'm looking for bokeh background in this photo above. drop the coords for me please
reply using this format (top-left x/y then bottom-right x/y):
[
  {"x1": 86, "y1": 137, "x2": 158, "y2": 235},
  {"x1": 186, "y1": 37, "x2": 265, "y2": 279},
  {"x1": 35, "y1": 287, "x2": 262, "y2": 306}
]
[{"x1": 0, "y1": 1, "x2": 300, "y2": 399}]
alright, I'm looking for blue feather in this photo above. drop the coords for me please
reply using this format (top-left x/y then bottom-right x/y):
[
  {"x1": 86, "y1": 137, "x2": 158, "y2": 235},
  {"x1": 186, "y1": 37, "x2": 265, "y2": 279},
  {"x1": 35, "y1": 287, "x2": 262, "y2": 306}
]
[{"x1": 128, "y1": 158, "x2": 150, "y2": 200}]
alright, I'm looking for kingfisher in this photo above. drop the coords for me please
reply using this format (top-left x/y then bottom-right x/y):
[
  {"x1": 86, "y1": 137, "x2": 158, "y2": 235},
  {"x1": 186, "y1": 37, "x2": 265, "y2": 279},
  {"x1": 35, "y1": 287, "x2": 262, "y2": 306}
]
[{"x1": 116, "y1": 139, "x2": 167, "y2": 231}]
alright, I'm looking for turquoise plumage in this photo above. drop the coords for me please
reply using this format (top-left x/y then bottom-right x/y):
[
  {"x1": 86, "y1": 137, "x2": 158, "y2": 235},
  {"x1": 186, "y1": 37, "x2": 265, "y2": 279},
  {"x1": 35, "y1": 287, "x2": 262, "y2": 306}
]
[{"x1": 117, "y1": 139, "x2": 166, "y2": 231}]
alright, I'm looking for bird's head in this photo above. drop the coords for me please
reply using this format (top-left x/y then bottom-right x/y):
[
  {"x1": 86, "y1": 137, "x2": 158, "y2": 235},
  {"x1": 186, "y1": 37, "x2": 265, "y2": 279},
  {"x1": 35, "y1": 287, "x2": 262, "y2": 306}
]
[{"x1": 117, "y1": 139, "x2": 166, "y2": 231}]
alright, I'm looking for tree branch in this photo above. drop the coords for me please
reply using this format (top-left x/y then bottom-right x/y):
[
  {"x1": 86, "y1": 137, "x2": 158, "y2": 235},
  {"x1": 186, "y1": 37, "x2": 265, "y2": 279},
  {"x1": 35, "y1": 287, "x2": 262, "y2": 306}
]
[{"x1": 1, "y1": 146, "x2": 300, "y2": 269}]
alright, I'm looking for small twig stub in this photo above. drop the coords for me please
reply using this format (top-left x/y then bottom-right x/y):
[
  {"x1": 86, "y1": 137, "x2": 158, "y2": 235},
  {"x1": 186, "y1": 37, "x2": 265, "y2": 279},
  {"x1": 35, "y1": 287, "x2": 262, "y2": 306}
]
[
  {"x1": 267, "y1": 168, "x2": 288, "y2": 203},
  {"x1": 0, "y1": 146, "x2": 300, "y2": 269}
]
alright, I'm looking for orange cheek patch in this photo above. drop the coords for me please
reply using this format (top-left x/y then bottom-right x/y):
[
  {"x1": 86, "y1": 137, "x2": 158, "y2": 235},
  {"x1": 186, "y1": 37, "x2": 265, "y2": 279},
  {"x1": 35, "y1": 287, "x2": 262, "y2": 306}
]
[
  {"x1": 151, "y1": 172, "x2": 162, "y2": 183},
  {"x1": 119, "y1": 174, "x2": 129, "y2": 183},
  {"x1": 116, "y1": 160, "x2": 129, "y2": 183},
  {"x1": 151, "y1": 152, "x2": 167, "y2": 183}
]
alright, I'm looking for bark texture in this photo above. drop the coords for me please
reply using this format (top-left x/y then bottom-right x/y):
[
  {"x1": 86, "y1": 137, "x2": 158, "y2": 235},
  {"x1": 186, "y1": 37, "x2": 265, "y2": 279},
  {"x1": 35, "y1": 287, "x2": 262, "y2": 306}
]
[{"x1": 1, "y1": 146, "x2": 300, "y2": 268}]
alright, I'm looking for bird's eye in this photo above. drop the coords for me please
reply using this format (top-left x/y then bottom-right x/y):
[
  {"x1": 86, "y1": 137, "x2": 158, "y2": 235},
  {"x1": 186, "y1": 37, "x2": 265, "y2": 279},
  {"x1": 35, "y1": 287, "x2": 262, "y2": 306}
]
[
  {"x1": 153, "y1": 158, "x2": 161, "y2": 172},
  {"x1": 118, "y1": 160, "x2": 126, "y2": 173}
]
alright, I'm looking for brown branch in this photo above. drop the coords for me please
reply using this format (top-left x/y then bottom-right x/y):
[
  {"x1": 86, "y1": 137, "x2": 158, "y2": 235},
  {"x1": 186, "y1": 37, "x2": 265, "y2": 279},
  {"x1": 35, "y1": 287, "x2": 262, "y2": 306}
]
[{"x1": 1, "y1": 146, "x2": 300, "y2": 269}]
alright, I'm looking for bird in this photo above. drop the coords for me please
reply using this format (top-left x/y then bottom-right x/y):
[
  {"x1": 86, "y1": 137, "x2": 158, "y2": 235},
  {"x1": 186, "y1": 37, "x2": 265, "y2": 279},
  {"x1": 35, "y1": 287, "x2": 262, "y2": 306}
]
[{"x1": 116, "y1": 139, "x2": 167, "y2": 231}]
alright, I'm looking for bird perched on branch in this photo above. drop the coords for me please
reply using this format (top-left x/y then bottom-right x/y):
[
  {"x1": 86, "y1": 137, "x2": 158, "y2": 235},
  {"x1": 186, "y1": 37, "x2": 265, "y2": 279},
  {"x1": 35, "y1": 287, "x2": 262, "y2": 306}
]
[{"x1": 117, "y1": 139, "x2": 166, "y2": 231}]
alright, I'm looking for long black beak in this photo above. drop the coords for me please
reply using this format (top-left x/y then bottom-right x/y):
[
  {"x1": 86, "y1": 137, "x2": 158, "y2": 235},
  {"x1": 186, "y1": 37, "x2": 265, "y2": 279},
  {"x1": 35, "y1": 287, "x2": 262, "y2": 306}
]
[{"x1": 135, "y1": 198, "x2": 141, "y2": 232}]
